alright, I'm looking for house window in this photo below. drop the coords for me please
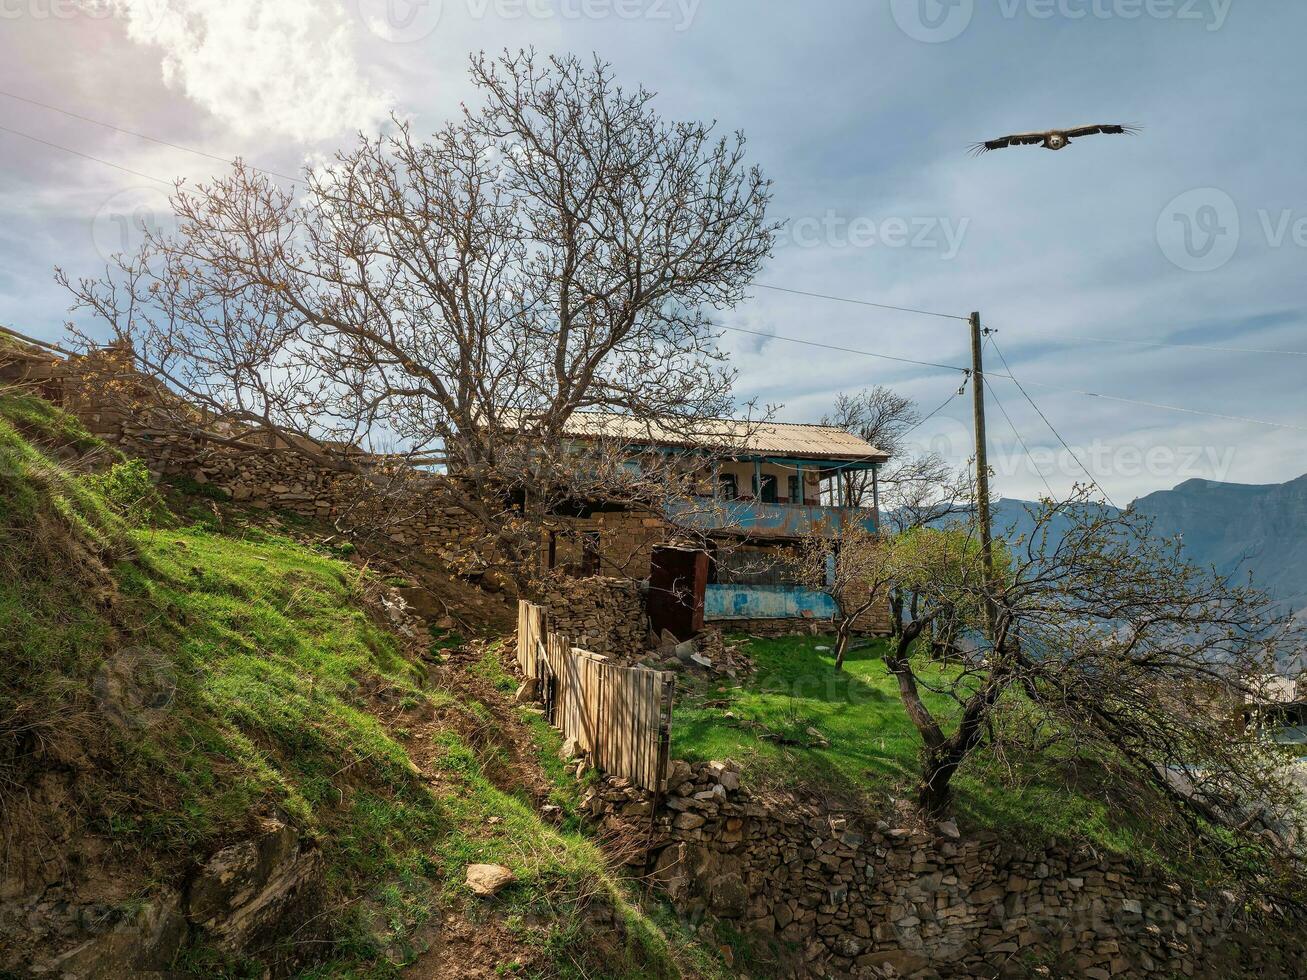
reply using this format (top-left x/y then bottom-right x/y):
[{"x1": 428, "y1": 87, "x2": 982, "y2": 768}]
[
  {"x1": 753, "y1": 473, "x2": 778, "y2": 503},
  {"x1": 788, "y1": 475, "x2": 801, "y2": 504},
  {"x1": 718, "y1": 472, "x2": 739, "y2": 500}
]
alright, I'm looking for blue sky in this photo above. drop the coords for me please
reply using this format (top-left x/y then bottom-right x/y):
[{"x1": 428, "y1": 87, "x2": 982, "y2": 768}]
[{"x1": 0, "y1": 0, "x2": 1303, "y2": 502}]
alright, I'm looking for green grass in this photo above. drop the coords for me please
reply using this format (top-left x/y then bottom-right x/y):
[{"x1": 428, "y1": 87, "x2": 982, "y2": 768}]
[
  {"x1": 672, "y1": 633, "x2": 1211, "y2": 875},
  {"x1": 0, "y1": 389, "x2": 700, "y2": 979}
]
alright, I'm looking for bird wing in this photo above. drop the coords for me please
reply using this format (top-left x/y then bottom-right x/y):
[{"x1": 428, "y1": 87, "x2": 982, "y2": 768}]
[
  {"x1": 1064, "y1": 123, "x2": 1141, "y2": 138},
  {"x1": 968, "y1": 132, "x2": 1051, "y2": 155}
]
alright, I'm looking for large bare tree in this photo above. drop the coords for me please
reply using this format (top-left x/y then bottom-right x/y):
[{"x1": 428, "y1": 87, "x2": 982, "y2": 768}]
[{"x1": 57, "y1": 51, "x2": 777, "y2": 579}]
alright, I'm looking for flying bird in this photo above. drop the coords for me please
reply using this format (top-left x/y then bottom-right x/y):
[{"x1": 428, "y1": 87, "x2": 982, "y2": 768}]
[{"x1": 970, "y1": 124, "x2": 1140, "y2": 156}]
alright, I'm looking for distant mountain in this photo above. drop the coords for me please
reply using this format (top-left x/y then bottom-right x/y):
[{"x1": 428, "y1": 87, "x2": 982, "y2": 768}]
[
  {"x1": 990, "y1": 475, "x2": 1307, "y2": 621},
  {"x1": 1133, "y1": 475, "x2": 1307, "y2": 620}
]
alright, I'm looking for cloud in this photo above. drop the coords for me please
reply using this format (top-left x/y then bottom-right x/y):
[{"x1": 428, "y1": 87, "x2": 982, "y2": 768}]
[{"x1": 92, "y1": 0, "x2": 390, "y2": 143}]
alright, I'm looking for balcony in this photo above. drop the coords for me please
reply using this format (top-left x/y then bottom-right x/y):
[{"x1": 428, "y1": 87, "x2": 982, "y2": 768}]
[{"x1": 664, "y1": 496, "x2": 877, "y2": 539}]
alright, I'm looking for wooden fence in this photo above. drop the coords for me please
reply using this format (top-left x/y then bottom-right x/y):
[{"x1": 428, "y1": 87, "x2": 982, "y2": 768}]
[{"x1": 516, "y1": 600, "x2": 675, "y2": 792}]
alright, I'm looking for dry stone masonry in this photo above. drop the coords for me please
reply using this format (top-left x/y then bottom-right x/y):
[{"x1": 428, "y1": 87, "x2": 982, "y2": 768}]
[
  {"x1": 582, "y1": 763, "x2": 1305, "y2": 979},
  {"x1": 540, "y1": 576, "x2": 650, "y2": 659}
]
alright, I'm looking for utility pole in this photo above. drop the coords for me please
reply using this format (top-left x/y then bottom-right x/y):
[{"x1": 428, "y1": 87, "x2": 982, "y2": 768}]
[{"x1": 969, "y1": 311, "x2": 998, "y2": 636}]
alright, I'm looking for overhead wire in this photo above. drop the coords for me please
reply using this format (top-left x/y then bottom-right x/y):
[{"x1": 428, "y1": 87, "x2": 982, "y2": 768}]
[
  {"x1": 0, "y1": 88, "x2": 301, "y2": 183},
  {"x1": 987, "y1": 337, "x2": 1118, "y2": 508},
  {"x1": 752, "y1": 282, "x2": 970, "y2": 322},
  {"x1": 0, "y1": 122, "x2": 173, "y2": 187},
  {"x1": 983, "y1": 375, "x2": 1058, "y2": 501},
  {"x1": 721, "y1": 324, "x2": 971, "y2": 375}
]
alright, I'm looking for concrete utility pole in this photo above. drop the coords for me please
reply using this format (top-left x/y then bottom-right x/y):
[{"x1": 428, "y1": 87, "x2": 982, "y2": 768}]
[{"x1": 969, "y1": 311, "x2": 998, "y2": 636}]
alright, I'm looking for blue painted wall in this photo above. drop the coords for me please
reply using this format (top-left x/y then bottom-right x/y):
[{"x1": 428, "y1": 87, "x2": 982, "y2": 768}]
[{"x1": 704, "y1": 583, "x2": 838, "y2": 621}]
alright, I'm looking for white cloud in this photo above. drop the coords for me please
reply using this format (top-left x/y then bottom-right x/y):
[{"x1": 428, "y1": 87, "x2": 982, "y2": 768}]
[{"x1": 92, "y1": 0, "x2": 390, "y2": 143}]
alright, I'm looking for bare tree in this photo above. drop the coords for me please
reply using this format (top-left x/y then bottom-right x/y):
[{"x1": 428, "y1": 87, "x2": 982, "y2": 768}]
[
  {"x1": 822, "y1": 387, "x2": 920, "y2": 509},
  {"x1": 56, "y1": 50, "x2": 777, "y2": 582},
  {"x1": 790, "y1": 520, "x2": 892, "y2": 671}
]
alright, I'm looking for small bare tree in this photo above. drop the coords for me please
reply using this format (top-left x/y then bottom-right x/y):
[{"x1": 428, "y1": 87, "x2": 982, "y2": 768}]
[
  {"x1": 57, "y1": 50, "x2": 778, "y2": 583},
  {"x1": 790, "y1": 520, "x2": 891, "y2": 671}
]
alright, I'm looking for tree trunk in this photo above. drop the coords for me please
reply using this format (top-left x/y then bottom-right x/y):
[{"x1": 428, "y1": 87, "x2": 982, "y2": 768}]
[
  {"x1": 918, "y1": 754, "x2": 958, "y2": 817},
  {"x1": 833, "y1": 620, "x2": 853, "y2": 671}
]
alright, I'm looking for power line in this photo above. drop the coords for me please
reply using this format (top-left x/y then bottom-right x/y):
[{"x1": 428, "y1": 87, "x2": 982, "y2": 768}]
[
  {"x1": 0, "y1": 122, "x2": 172, "y2": 186},
  {"x1": 988, "y1": 338, "x2": 1118, "y2": 508},
  {"x1": 986, "y1": 366, "x2": 1307, "y2": 435},
  {"x1": 725, "y1": 320, "x2": 1307, "y2": 436},
  {"x1": 721, "y1": 324, "x2": 970, "y2": 375},
  {"x1": 1062, "y1": 333, "x2": 1307, "y2": 359},
  {"x1": 0, "y1": 88, "x2": 300, "y2": 183},
  {"x1": 903, "y1": 375, "x2": 971, "y2": 437},
  {"x1": 753, "y1": 282, "x2": 970, "y2": 322},
  {"x1": 983, "y1": 375, "x2": 1058, "y2": 501}
]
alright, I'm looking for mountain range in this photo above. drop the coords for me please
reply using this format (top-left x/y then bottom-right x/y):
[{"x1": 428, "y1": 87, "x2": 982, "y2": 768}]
[{"x1": 992, "y1": 474, "x2": 1307, "y2": 622}]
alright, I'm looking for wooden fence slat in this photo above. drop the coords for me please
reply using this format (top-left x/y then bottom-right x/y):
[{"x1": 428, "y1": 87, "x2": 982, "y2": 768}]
[{"x1": 516, "y1": 600, "x2": 674, "y2": 791}]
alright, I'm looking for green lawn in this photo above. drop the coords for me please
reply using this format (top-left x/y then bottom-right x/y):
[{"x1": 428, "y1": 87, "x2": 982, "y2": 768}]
[{"x1": 673, "y1": 633, "x2": 1209, "y2": 874}]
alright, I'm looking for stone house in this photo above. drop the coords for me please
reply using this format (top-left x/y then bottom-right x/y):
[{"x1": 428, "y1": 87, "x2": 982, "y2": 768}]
[{"x1": 537, "y1": 411, "x2": 890, "y2": 633}]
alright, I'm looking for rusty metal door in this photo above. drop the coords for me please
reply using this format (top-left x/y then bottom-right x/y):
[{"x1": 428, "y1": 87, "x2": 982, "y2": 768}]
[{"x1": 647, "y1": 545, "x2": 708, "y2": 641}]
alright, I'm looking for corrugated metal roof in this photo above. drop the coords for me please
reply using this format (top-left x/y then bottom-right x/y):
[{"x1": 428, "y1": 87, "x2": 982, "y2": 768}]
[{"x1": 557, "y1": 411, "x2": 889, "y2": 463}]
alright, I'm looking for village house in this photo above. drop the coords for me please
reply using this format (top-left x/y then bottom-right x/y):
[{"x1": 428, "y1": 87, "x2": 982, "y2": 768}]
[
  {"x1": 1242, "y1": 673, "x2": 1307, "y2": 747},
  {"x1": 539, "y1": 412, "x2": 889, "y2": 631}
]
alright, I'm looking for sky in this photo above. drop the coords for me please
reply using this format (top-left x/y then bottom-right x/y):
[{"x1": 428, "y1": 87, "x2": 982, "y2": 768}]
[{"x1": 0, "y1": 0, "x2": 1303, "y2": 504}]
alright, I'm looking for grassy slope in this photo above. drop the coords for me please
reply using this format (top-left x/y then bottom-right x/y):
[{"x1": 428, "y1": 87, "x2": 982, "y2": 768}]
[
  {"x1": 672, "y1": 634, "x2": 1216, "y2": 877},
  {"x1": 0, "y1": 390, "x2": 707, "y2": 979}
]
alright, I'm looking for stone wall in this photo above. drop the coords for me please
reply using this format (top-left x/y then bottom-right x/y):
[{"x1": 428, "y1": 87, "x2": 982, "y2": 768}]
[
  {"x1": 540, "y1": 576, "x2": 650, "y2": 658},
  {"x1": 545, "y1": 509, "x2": 673, "y2": 581},
  {"x1": 582, "y1": 763, "x2": 1304, "y2": 979},
  {"x1": 0, "y1": 340, "x2": 490, "y2": 572}
]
